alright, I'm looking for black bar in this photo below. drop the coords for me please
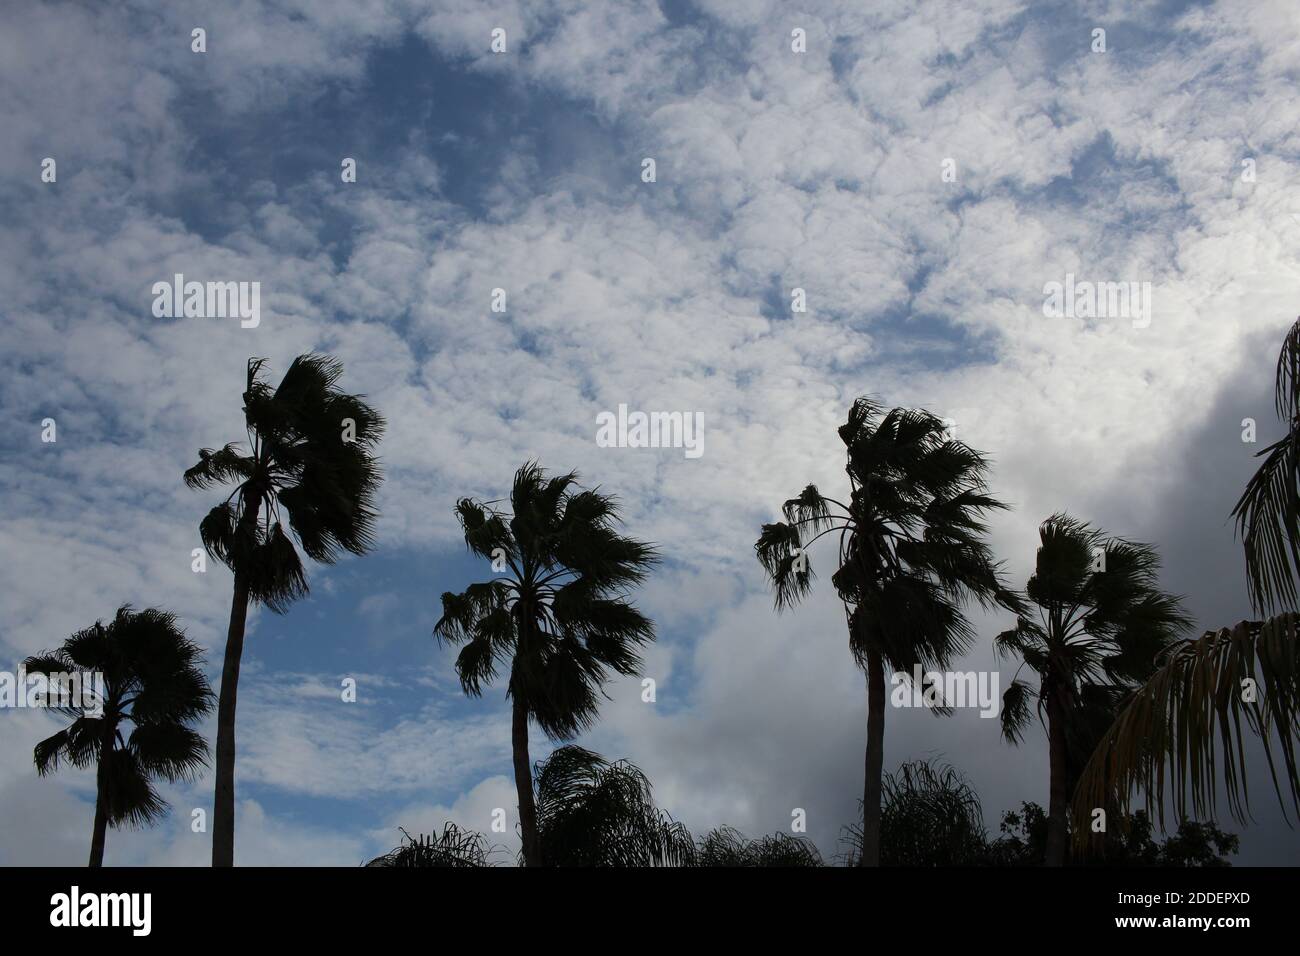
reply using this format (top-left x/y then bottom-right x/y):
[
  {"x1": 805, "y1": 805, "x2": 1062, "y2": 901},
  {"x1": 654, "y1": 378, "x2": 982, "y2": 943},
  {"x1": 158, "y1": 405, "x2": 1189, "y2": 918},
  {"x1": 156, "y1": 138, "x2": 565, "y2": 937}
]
[{"x1": 0, "y1": 865, "x2": 1279, "y2": 941}]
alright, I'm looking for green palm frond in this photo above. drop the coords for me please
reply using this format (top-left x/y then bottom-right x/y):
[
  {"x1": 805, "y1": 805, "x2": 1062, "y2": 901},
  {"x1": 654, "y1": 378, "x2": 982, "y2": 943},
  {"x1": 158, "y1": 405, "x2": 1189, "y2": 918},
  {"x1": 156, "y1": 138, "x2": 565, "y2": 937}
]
[
  {"x1": 100, "y1": 747, "x2": 168, "y2": 828},
  {"x1": 128, "y1": 723, "x2": 210, "y2": 783},
  {"x1": 754, "y1": 520, "x2": 816, "y2": 610},
  {"x1": 1073, "y1": 614, "x2": 1300, "y2": 847},
  {"x1": 1000, "y1": 678, "x2": 1036, "y2": 745},
  {"x1": 1233, "y1": 435, "x2": 1300, "y2": 614},
  {"x1": 757, "y1": 397, "x2": 1019, "y2": 668},
  {"x1": 365, "y1": 825, "x2": 496, "y2": 868},
  {"x1": 843, "y1": 759, "x2": 988, "y2": 866},
  {"x1": 693, "y1": 826, "x2": 823, "y2": 867},
  {"x1": 533, "y1": 746, "x2": 694, "y2": 867},
  {"x1": 34, "y1": 717, "x2": 103, "y2": 775},
  {"x1": 188, "y1": 355, "x2": 385, "y2": 611},
  {"x1": 183, "y1": 444, "x2": 255, "y2": 490},
  {"x1": 437, "y1": 462, "x2": 657, "y2": 744},
  {"x1": 1274, "y1": 316, "x2": 1300, "y2": 422},
  {"x1": 454, "y1": 498, "x2": 515, "y2": 563},
  {"x1": 245, "y1": 522, "x2": 309, "y2": 613},
  {"x1": 26, "y1": 607, "x2": 213, "y2": 836},
  {"x1": 1232, "y1": 317, "x2": 1300, "y2": 614},
  {"x1": 526, "y1": 643, "x2": 604, "y2": 739}
]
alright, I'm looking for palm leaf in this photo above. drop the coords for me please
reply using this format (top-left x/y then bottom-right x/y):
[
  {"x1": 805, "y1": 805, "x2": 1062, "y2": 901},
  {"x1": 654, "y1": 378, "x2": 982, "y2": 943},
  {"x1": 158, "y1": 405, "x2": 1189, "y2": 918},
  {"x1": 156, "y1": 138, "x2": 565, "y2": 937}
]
[{"x1": 1072, "y1": 614, "x2": 1300, "y2": 850}]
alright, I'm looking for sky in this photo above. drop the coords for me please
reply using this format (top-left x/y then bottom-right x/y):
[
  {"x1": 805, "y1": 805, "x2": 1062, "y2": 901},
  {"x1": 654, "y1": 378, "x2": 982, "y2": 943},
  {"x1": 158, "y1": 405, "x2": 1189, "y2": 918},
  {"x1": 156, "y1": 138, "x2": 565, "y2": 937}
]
[{"x1": 1, "y1": 0, "x2": 1299, "y2": 865}]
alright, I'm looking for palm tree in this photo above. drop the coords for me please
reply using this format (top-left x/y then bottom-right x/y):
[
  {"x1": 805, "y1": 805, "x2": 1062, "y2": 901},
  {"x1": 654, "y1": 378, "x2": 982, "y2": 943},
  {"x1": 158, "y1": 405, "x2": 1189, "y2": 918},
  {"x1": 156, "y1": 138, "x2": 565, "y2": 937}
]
[
  {"x1": 25, "y1": 606, "x2": 213, "y2": 866},
  {"x1": 1073, "y1": 614, "x2": 1300, "y2": 850},
  {"x1": 1066, "y1": 320, "x2": 1300, "y2": 854},
  {"x1": 840, "y1": 759, "x2": 988, "y2": 866},
  {"x1": 365, "y1": 824, "x2": 495, "y2": 868},
  {"x1": 185, "y1": 355, "x2": 384, "y2": 866},
  {"x1": 755, "y1": 398, "x2": 1019, "y2": 866},
  {"x1": 1233, "y1": 317, "x2": 1300, "y2": 613},
  {"x1": 434, "y1": 462, "x2": 658, "y2": 867},
  {"x1": 996, "y1": 514, "x2": 1191, "y2": 865},
  {"x1": 692, "y1": 826, "x2": 823, "y2": 867},
  {"x1": 533, "y1": 745, "x2": 694, "y2": 866}
]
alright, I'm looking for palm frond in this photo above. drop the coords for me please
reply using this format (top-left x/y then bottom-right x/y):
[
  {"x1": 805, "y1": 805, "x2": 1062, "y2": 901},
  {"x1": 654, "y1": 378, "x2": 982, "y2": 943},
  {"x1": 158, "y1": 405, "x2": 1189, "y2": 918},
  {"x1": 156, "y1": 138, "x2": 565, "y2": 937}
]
[
  {"x1": 28, "y1": 607, "x2": 214, "y2": 835},
  {"x1": 438, "y1": 463, "x2": 657, "y2": 746},
  {"x1": 693, "y1": 826, "x2": 823, "y2": 867},
  {"x1": 1073, "y1": 614, "x2": 1300, "y2": 849},
  {"x1": 1233, "y1": 435, "x2": 1300, "y2": 614},
  {"x1": 183, "y1": 444, "x2": 254, "y2": 490},
  {"x1": 533, "y1": 746, "x2": 694, "y2": 866},
  {"x1": 1000, "y1": 678, "x2": 1036, "y2": 745},
  {"x1": 128, "y1": 723, "x2": 210, "y2": 782},
  {"x1": 365, "y1": 825, "x2": 495, "y2": 868},
  {"x1": 854, "y1": 759, "x2": 989, "y2": 866}
]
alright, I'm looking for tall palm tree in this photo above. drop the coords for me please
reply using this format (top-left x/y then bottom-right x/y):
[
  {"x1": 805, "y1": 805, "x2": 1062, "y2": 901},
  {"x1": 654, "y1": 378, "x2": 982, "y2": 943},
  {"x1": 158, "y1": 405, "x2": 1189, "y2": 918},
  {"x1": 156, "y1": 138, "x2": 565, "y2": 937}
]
[
  {"x1": 25, "y1": 606, "x2": 213, "y2": 866},
  {"x1": 1073, "y1": 614, "x2": 1300, "y2": 851},
  {"x1": 185, "y1": 354, "x2": 384, "y2": 866},
  {"x1": 1233, "y1": 317, "x2": 1300, "y2": 613},
  {"x1": 434, "y1": 462, "x2": 658, "y2": 867},
  {"x1": 996, "y1": 514, "x2": 1191, "y2": 865},
  {"x1": 533, "y1": 745, "x2": 694, "y2": 866},
  {"x1": 755, "y1": 398, "x2": 1019, "y2": 866}
]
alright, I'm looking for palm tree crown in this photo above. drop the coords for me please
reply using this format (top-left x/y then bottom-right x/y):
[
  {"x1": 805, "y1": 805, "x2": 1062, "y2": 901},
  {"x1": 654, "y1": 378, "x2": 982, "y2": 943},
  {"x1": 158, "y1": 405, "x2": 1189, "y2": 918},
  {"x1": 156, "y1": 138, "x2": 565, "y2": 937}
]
[
  {"x1": 26, "y1": 606, "x2": 213, "y2": 866},
  {"x1": 185, "y1": 354, "x2": 385, "y2": 609},
  {"x1": 533, "y1": 746, "x2": 694, "y2": 866},
  {"x1": 756, "y1": 398, "x2": 1018, "y2": 672},
  {"x1": 997, "y1": 514, "x2": 1191, "y2": 863}
]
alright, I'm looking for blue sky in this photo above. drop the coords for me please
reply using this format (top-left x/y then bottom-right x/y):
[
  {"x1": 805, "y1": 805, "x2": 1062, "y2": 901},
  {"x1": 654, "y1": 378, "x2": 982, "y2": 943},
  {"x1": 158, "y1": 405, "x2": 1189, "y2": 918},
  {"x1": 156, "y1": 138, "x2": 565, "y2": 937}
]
[{"x1": 2, "y1": 0, "x2": 1299, "y2": 865}]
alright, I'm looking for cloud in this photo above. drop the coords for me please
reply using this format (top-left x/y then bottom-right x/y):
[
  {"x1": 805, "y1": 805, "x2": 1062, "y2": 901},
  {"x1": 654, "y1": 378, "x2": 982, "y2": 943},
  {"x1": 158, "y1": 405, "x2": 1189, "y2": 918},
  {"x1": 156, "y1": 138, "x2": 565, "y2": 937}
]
[{"x1": 3, "y1": 0, "x2": 1300, "y2": 865}]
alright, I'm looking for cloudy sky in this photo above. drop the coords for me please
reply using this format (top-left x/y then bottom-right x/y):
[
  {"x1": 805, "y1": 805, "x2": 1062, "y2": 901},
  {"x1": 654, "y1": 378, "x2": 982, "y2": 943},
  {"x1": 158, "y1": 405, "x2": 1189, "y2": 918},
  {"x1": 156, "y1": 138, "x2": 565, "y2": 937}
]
[{"x1": 2, "y1": 0, "x2": 1299, "y2": 865}]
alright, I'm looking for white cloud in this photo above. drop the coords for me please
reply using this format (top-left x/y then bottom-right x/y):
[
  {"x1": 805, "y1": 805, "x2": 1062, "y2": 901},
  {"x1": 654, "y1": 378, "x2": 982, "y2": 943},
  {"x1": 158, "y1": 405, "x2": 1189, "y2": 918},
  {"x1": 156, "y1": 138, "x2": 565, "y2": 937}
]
[{"x1": 4, "y1": 0, "x2": 1300, "y2": 864}]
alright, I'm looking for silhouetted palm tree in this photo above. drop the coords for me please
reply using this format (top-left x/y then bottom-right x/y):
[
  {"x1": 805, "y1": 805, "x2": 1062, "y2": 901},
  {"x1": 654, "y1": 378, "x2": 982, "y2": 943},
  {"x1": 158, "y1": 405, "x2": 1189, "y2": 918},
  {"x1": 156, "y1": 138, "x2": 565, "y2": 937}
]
[
  {"x1": 1073, "y1": 614, "x2": 1300, "y2": 850},
  {"x1": 997, "y1": 514, "x2": 1190, "y2": 866},
  {"x1": 841, "y1": 759, "x2": 988, "y2": 866},
  {"x1": 755, "y1": 398, "x2": 1019, "y2": 866},
  {"x1": 434, "y1": 462, "x2": 657, "y2": 866},
  {"x1": 533, "y1": 746, "x2": 693, "y2": 866},
  {"x1": 26, "y1": 606, "x2": 213, "y2": 867},
  {"x1": 1069, "y1": 322, "x2": 1300, "y2": 859},
  {"x1": 1233, "y1": 317, "x2": 1300, "y2": 613},
  {"x1": 693, "y1": 826, "x2": 823, "y2": 867},
  {"x1": 186, "y1": 355, "x2": 384, "y2": 866},
  {"x1": 365, "y1": 824, "x2": 495, "y2": 868}
]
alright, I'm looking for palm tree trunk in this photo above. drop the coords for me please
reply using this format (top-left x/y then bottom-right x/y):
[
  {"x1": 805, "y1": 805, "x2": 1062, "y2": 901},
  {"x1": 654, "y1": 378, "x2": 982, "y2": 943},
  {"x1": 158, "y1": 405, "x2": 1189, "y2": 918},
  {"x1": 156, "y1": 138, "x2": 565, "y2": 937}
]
[
  {"x1": 88, "y1": 722, "x2": 113, "y2": 867},
  {"x1": 512, "y1": 692, "x2": 542, "y2": 867},
  {"x1": 1044, "y1": 687, "x2": 1068, "y2": 866},
  {"x1": 858, "y1": 647, "x2": 886, "y2": 867},
  {"x1": 211, "y1": 570, "x2": 251, "y2": 867}
]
